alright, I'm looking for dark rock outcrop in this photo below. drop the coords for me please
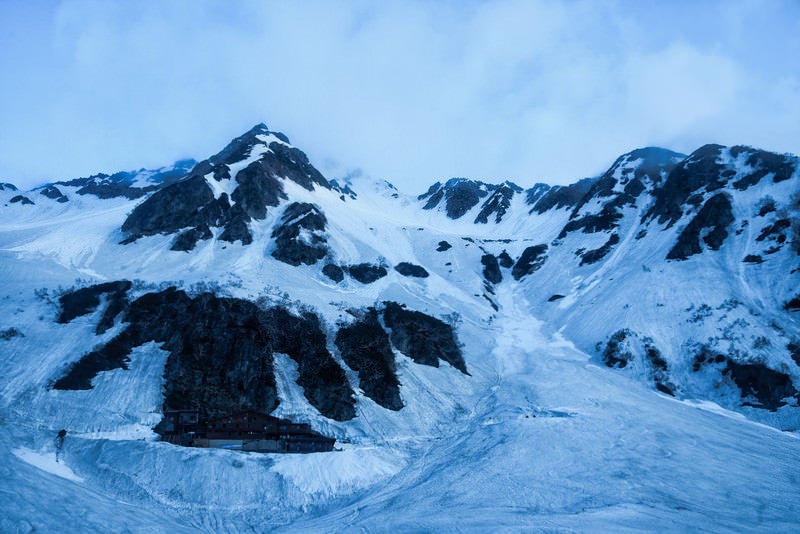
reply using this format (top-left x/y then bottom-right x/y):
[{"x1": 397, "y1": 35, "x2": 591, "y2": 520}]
[
  {"x1": 436, "y1": 241, "x2": 452, "y2": 252},
  {"x1": 120, "y1": 124, "x2": 332, "y2": 247},
  {"x1": 730, "y1": 147, "x2": 796, "y2": 190},
  {"x1": 511, "y1": 244, "x2": 548, "y2": 280},
  {"x1": 602, "y1": 329, "x2": 633, "y2": 368},
  {"x1": 334, "y1": 309, "x2": 403, "y2": 410},
  {"x1": 601, "y1": 330, "x2": 674, "y2": 395},
  {"x1": 0, "y1": 182, "x2": 18, "y2": 191},
  {"x1": 497, "y1": 251, "x2": 514, "y2": 268},
  {"x1": 271, "y1": 202, "x2": 328, "y2": 266},
  {"x1": 121, "y1": 175, "x2": 216, "y2": 241},
  {"x1": 724, "y1": 360, "x2": 798, "y2": 411},
  {"x1": 171, "y1": 225, "x2": 213, "y2": 252},
  {"x1": 643, "y1": 338, "x2": 674, "y2": 396},
  {"x1": 524, "y1": 183, "x2": 551, "y2": 208},
  {"x1": 558, "y1": 148, "x2": 684, "y2": 239},
  {"x1": 420, "y1": 178, "x2": 493, "y2": 219},
  {"x1": 57, "y1": 281, "x2": 132, "y2": 334},
  {"x1": 580, "y1": 233, "x2": 620, "y2": 265},
  {"x1": 55, "y1": 160, "x2": 195, "y2": 200},
  {"x1": 54, "y1": 287, "x2": 357, "y2": 422},
  {"x1": 394, "y1": 262, "x2": 429, "y2": 278},
  {"x1": 528, "y1": 178, "x2": 595, "y2": 214},
  {"x1": 692, "y1": 345, "x2": 798, "y2": 410},
  {"x1": 347, "y1": 263, "x2": 388, "y2": 284},
  {"x1": 40, "y1": 185, "x2": 69, "y2": 203},
  {"x1": 481, "y1": 254, "x2": 502, "y2": 284},
  {"x1": 666, "y1": 193, "x2": 734, "y2": 260},
  {"x1": 9, "y1": 195, "x2": 34, "y2": 205},
  {"x1": 788, "y1": 341, "x2": 800, "y2": 367},
  {"x1": 230, "y1": 161, "x2": 285, "y2": 219},
  {"x1": 756, "y1": 218, "x2": 791, "y2": 252},
  {"x1": 263, "y1": 306, "x2": 356, "y2": 421},
  {"x1": 0, "y1": 327, "x2": 24, "y2": 340},
  {"x1": 322, "y1": 264, "x2": 345, "y2": 283},
  {"x1": 474, "y1": 182, "x2": 521, "y2": 224},
  {"x1": 382, "y1": 302, "x2": 467, "y2": 374},
  {"x1": 645, "y1": 144, "x2": 726, "y2": 227}
]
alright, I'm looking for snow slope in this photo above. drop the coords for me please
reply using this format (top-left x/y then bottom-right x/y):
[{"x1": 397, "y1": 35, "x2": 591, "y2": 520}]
[{"x1": 1, "y1": 126, "x2": 798, "y2": 531}]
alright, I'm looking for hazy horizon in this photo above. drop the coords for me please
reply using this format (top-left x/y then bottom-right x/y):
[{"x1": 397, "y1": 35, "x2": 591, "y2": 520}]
[{"x1": 1, "y1": 0, "x2": 799, "y2": 192}]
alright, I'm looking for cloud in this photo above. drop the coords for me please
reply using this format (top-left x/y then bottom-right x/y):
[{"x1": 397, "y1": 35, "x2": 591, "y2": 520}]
[{"x1": 0, "y1": 0, "x2": 798, "y2": 192}]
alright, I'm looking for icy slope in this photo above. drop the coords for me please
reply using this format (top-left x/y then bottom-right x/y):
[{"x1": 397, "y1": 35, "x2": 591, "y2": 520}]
[{"x1": 1, "y1": 280, "x2": 798, "y2": 532}]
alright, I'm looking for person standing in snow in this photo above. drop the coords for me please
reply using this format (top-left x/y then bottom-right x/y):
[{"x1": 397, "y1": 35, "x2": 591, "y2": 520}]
[{"x1": 55, "y1": 429, "x2": 67, "y2": 462}]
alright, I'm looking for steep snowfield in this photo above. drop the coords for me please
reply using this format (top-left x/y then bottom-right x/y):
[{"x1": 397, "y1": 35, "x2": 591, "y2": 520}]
[{"x1": 1, "y1": 133, "x2": 799, "y2": 531}]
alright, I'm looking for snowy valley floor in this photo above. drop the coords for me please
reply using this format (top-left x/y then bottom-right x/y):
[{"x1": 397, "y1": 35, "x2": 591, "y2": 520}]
[{"x1": 1, "y1": 284, "x2": 799, "y2": 532}]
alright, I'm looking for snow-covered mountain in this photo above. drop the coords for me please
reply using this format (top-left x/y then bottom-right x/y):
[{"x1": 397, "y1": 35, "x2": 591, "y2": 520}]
[{"x1": 1, "y1": 123, "x2": 799, "y2": 531}]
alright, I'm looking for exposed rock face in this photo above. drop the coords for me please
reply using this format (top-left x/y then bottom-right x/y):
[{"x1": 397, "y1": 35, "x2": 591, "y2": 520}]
[
  {"x1": 0, "y1": 182, "x2": 18, "y2": 191},
  {"x1": 580, "y1": 233, "x2": 620, "y2": 266},
  {"x1": 335, "y1": 309, "x2": 403, "y2": 411},
  {"x1": 120, "y1": 124, "x2": 331, "y2": 248},
  {"x1": 474, "y1": 182, "x2": 522, "y2": 224},
  {"x1": 347, "y1": 263, "x2": 388, "y2": 284},
  {"x1": 667, "y1": 193, "x2": 734, "y2": 260},
  {"x1": 646, "y1": 144, "x2": 727, "y2": 227},
  {"x1": 558, "y1": 148, "x2": 684, "y2": 240},
  {"x1": 171, "y1": 225, "x2": 213, "y2": 252},
  {"x1": 9, "y1": 195, "x2": 34, "y2": 205},
  {"x1": 527, "y1": 178, "x2": 595, "y2": 214},
  {"x1": 512, "y1": 245, "x2": 548, "y2": 280},
  {"x1": 394, "y1": 262, "x2": 429, "y2": 278},
  {"x1": 271, "y1": 202, "x2": 329, "y2": 266},
  {"x1": 263, "y1": 306, "x2": 356, "y2": 421},
  {"x1": 497, "y1": 251, "x2": 514, "y2": 268},
  {"x1": 382, "y1": 302, "x2": 467, "y2": 374},
  {"x1": 420, "y1": 178, "x2": 493, "y2": 219},
  {"x1": 322, "y1": 264, "x2": 345, "y2": 283},
  {"x1": 0, "y1": 327, "x2": 23, "y2": 340},
  {"x1": 785, "y1": 295, "x2": 800, "y2": 311},
  {"x1": 54, "y1": 160, "x2": 195, "y2": 200},
  {"x1": 724, "y1": 360, "x2": 798, "y2": 411},
  {"x1": 436, "y1": 241, "x2": 452, "y2": 252},
  {"x1": 524, "y1": 183, "x2": 551, "y2": 207},
  {"x1": 40, "y1": 186, "x2": 68, "y2": 203},
  {"x1": 601, "y1": 330, "x2": 674, "y2": 395},
  {"x1": 57, "y1": 280, "x2": 132, "y2": 334},
  {"x1": 121, "y1": 175, "x2": 216, "y2": 241},
  {"x1": 730, "y1": 146, "x2": 796, "y2": 190},
  {"x1": 230, "y1": 161, "x2": 285, "y2": 220},
  {"x1": 53, "y1": 286, "x2": 357, "y2": 422},
  {"x1": 481, "y1": 254, "x2": 502, "y2": 284},
  {"x1": 602, "y1": 329, "x2": 633, "y2": 368},
  {"x1": 692, "y1": 345, "x2": 798, "y2": 411}
]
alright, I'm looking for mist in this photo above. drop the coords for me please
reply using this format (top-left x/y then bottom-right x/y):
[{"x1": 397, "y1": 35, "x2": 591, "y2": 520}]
[{"x1": 1, "y1": 0, "x2": 798, "y2": 193}]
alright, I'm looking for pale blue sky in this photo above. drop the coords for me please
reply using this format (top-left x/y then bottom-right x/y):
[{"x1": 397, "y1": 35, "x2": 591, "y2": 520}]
[{"x1": 1, "y1": 0, "x2": 799, "y2": 191}]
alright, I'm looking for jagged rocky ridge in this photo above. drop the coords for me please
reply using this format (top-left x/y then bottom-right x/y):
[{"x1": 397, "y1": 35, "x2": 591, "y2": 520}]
[
  {"x1": 417, "y1": 143, "x2": 800, "y2": 418},
  {"x1": 120, "y1": 124, "x2": 341, "y2": 250}
]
